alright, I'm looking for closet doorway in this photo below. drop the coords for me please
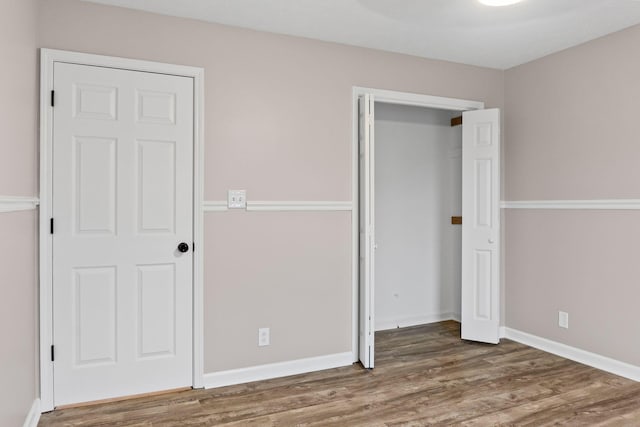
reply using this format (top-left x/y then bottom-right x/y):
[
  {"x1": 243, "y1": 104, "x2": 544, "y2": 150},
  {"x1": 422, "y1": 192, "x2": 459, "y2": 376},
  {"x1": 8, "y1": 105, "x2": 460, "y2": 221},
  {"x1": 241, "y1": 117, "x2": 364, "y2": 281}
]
[
  {"x1": 352, "y1": 88, "x2": 501, "y2": 368},
  {"x1": 374, "y1": 103, "x2": 462, "y2": 331}
]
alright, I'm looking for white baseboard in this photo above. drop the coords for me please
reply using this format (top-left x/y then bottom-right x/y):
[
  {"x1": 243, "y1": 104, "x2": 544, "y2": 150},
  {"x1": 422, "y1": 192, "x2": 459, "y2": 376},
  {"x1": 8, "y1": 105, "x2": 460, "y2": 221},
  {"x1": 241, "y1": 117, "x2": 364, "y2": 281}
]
[
  {"x1": 501, "y1": 327, "x2": 640, "y2": 382},
  {"x1": 375, "y1": 312, "x2": 457, "y2": 331},
  {"x1": 203, "y1": 352, "x2": 354, "y2": 389},
  {"x1": 499, "y1": 326, "x2": 507, "y2": 338},
  {"x1": 23, "y1": 398, "x2": 40, "y2": 427}
]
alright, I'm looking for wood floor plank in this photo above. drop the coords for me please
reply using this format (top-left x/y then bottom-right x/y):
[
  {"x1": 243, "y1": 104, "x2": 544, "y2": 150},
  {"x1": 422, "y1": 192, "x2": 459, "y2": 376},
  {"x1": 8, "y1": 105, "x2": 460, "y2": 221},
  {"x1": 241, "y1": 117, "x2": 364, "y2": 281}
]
[{"x1": 39, "y1": 321, "x2": 640, "y2": 426}]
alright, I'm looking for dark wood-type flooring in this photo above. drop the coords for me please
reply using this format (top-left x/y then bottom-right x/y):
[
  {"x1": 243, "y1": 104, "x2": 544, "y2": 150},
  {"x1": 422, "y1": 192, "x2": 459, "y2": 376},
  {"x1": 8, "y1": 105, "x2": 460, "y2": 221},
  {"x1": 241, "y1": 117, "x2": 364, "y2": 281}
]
[{"x1": 39, "y1": 321, "x2": 640, "y2": 426}]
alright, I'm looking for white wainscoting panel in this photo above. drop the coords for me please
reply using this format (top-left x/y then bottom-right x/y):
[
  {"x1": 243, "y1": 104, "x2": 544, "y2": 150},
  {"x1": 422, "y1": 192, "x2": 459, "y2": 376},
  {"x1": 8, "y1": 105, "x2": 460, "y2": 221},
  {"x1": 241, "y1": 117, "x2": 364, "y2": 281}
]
[
  {"x1": 204, "y1": 352, "x2": 354, "y2": 389},
  {"x1": 501, "y1": 199, "x2": 640, "y2": 210},
  {"x1": 501, "y1": 327, "x2": 640, "y2": 382},
  {"x1": 0, "y1": 196, "x2": 39, "y2": 213}
]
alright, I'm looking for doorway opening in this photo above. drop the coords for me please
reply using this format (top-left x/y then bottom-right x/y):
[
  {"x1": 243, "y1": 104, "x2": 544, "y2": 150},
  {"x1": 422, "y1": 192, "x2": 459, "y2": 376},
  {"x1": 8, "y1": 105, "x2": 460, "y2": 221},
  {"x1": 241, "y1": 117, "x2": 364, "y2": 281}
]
[
  {"x1": 352, "y1": 87, "x2": 501, "y2": 369},
  {"x1": 374, "y1": 103, "x2": 463, "y2": 332}
]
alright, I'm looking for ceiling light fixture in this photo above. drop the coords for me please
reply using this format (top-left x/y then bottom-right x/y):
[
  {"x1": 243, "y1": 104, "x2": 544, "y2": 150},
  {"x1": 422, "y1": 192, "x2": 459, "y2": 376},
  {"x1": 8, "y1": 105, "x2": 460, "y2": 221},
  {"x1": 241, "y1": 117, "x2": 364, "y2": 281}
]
[{"x1": 478, "y1": 0, "x2": 524, "y2": 6}]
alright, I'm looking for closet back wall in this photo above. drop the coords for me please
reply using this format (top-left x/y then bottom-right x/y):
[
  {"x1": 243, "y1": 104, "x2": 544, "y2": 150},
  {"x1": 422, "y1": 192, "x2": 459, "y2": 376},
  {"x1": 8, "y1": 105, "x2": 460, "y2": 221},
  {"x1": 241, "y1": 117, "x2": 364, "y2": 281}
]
[
  {"x1": 374, "y1": 104, "x2": 462, "y2": 330},
  {"x1": 38, "y1": 0, "x2": 504, "y2": 374}
]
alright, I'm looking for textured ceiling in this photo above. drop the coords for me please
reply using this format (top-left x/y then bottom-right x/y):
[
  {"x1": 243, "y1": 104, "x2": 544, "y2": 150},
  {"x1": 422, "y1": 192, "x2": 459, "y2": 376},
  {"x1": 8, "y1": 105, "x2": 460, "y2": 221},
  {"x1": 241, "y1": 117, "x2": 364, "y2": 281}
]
[{"x1": 80, "y1": 0, "x2": 640, "y2": 69}]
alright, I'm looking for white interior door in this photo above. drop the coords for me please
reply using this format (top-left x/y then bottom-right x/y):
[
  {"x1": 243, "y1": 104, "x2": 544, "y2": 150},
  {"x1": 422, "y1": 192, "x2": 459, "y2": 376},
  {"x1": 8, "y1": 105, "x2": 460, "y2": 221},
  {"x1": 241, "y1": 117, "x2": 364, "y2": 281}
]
[
  {"x1": 358, "y1": 94, "x2": 375, "y2": 368},
  {"x1": 52, "y1": 62, "x2": 194, "y2": 406},
  {"x1": 461, "y1": 108, "x2": 501, "y2": 344}
]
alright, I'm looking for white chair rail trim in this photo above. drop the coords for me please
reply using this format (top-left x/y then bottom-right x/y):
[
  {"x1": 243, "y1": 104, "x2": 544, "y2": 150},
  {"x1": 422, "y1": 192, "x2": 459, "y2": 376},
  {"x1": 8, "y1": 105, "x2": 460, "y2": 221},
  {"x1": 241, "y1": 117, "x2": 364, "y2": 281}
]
[
  {"x1": 501, "y1": 199, "x2": 640, "y2": 210},
  {"x1": 203, "y1": 200, "x2": 353, "y2": 212},
  {"x1": 247, "y1": 201, "x2": 353, "y2": 211},
  {"x1": 202, "y1": 201, "x2": 229, "y2": 212},
  {"x1": 0, "y1": 196, "x2": 39, "y2": 213}
]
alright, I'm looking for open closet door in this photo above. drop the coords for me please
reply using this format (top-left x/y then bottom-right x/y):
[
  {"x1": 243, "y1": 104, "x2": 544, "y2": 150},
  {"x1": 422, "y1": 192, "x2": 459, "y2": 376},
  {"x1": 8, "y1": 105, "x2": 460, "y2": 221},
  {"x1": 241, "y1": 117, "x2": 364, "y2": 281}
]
[
  {"x1": 461, "y1": 108, "x2": 501, "y2": 344},
  {"x1": 359, "y1": 94, "x2": 375, "y2": 368}
]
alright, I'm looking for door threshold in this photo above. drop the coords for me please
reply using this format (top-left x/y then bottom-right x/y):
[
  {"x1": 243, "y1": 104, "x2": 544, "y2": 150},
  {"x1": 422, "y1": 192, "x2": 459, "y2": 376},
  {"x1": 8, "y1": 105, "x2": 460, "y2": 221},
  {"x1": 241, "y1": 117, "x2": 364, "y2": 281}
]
[{"x1": 55, "y1": 386, "x2": 192, "y2": 410}]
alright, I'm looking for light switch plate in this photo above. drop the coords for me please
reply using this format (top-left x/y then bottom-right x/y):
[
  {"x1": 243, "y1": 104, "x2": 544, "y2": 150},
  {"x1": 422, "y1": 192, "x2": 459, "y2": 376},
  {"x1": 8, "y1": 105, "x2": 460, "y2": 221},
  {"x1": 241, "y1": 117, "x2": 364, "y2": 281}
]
[{"x1": 228, "y1": 190, "x2": 246, "y2": 209}]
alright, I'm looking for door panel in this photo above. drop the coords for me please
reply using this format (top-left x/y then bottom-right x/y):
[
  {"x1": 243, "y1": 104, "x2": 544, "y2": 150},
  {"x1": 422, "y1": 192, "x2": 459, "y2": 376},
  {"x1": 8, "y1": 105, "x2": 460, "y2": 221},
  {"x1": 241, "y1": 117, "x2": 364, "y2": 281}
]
[
  {"x1": 52, "y1": 62, "x2": 194, "y2": 406},
  {"x1": 74, "y1": 267, "x2": 117, "y2": 366},
  {"x1": 461, "y1": 108, "x2": 500, "y2": 344},
  {"x1": 137, "y1": 139, "x2": 177, "y2": 233},
  {"x1": 358, "y1": 94, "x2": 375, "y2": 368},
  {"x1": 137, "y1": 264, "x2": 176, "y2": 358},
  {"x1": 74, "y1": 136, "x2": 117, "y2": 234}
]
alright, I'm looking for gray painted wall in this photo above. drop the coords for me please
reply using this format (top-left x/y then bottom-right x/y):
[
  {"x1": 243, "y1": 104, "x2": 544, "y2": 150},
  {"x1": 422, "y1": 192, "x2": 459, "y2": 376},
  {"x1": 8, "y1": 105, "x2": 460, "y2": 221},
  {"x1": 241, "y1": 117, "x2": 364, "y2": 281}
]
[
  {"x1": 0, "y1": 0, "x2": 39, "y2": 425},
  {"x1": 505, "y1": 24, "x2": 640, "y2": 366},
  {"x1": 37, "y1": 0, "x2": 504, "y2": 375}
]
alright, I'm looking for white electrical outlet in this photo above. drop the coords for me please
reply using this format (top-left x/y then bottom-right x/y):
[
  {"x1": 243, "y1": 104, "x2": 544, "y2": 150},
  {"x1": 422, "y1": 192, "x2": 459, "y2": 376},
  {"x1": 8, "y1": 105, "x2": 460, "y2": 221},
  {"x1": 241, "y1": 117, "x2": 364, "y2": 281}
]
[
  {"x1": 558, "y1": 311, "x2": 569, "y2": 329},
  {"x1": 228, "y1": 190, "x2": 246, "y2": 209},
  {"x1": 258, "y1": 328, "x2": 270, "y2": 347}
]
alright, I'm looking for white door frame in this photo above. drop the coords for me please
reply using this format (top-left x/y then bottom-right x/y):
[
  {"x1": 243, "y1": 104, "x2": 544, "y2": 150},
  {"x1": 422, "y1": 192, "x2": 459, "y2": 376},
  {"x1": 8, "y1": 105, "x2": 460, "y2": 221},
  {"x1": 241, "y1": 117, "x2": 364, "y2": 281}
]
[
  {"x1": 351, "y1": 87, "x2": 485, "y2": 361},
  {"x1": 39, "y1": 48, "x2": 205, "y2": 412}
]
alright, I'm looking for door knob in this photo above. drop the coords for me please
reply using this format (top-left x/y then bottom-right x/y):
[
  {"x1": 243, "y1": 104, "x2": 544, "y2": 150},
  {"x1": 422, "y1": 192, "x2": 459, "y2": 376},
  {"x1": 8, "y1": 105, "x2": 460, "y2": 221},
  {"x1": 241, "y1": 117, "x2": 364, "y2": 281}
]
[
  {"x1": 488, "y1": 239, "x2": 495, "y2": 244},
  {"x1": 177, "y1": 242, "x2": 190, "y2": 253}
]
